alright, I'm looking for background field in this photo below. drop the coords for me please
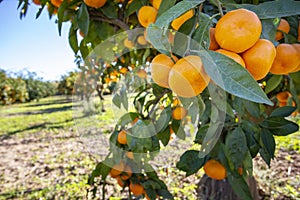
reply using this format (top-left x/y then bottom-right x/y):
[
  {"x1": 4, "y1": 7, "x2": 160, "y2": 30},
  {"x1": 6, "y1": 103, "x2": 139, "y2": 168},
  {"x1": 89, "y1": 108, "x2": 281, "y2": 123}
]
[{"x1": 0, "y1": 95, "x2": 299, "y2": 199}]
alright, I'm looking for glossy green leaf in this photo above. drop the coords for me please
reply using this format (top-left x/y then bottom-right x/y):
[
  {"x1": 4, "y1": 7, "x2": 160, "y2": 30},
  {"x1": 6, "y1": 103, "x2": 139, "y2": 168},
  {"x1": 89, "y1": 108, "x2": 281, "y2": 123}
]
[
  {"x1": 227, "y1": 172, "x2": 253, "y2": 200},
  {"x1": 68, "y1": 25, "x2": 79, "y2": 54},
  {"x1": 157, "y1": 126, "x2": 171, "y2": 146},
  {"x1": 176, "y1": 150, "x2": 205, "y2": 176},
  {"x1": 146, "y1": 24, "x2": 172, "y2": 56},
  {"x1": 270, "y1": 106, "x2": 297, "y2": 117},
  {"x1": 261, "y1": 117, "x2": 299, "y2": 136},
  {"x1": 192, "y1": 13, "x2": 212, "y2": 49},
  {"x1": 264, "y1": 75, "x2": 282, "y2": 94},
  {"x1": 260, "y1": 128, "x2": 275, "y2": 159},
  {"x1": 157, "y1": 0, "x2": 176, "y2": 17},
  {"x1": 112, "y1": 93, "x2": 122, "y2": 108},
  {"x1": 197, "y1": 50, "x2": 273, "y2": 105},
  {"x1": 126, "y1": 0, "x2": 145, "y2": 17},
  {"x1": 224, "y1": 0, "x2": 300, "y2": 19},
  {"x1": 155, "y1": 106, "x2": 172, "y2": 132},
  {"x1": 155, "y1": 0, "x2": 204, "y2": 28},
  {"x1": 77, "y1": 3, "x2": 89, "y2": 36},
  {"x1": 225, "y1": 127, "x2": 248, "y2": 170}
]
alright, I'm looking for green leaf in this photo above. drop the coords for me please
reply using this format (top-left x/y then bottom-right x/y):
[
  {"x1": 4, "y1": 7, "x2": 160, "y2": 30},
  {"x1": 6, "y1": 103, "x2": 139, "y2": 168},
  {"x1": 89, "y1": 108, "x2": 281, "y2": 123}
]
[
  {"x1": 224, "y1": 0, "x2": 300, "y2": 19},
  {"x1": 112, "y1": 93, "x2": 122, "y2": 108},
  {"x1": 270, "y1": 106, "x2": 297, "y2": 117},
  {"x1": 243, "y1": 99, "x2": 260, "y2": 118},
  {"x1": 198, "y1": 121, "x2": 223, "y2": 158},
  {"x1": 127, "y1": 120, "x2": 156, "y2": 152},
  {"x1": 146, "y1": 24, "x2": 172, "y2": 56},
  {"x1": 155, "y1": 106, "x2": 172, "y2": 132},
  {"x1": 175, "y1": 125, "x2": 186, "y2": 140},
  {"x1": 197, "y1": 50, "x2": 273, "y2": 105},
  {"x1": 176, "y1": 150, "x2": 205, "y2": 176},
  {"x1": 227, "y1": 172, "x2": 253, "y2": 200},
  {"x1": 194, "y1": 124, "x2": 209, "y2": 144},
  {"x1": 157, "y1": 126, "x2": 171, "y2": 146},
  {"x1": 261, "y1": 18, "x2": 278, "y2": 42},
  {"x1": 264, "y1": 75, "x2": 282, "y2": 94},
  {"x1": 261, "y1": 117, "x2": 299, "y2": 136},
  {"x1": 259, "y1": 147, "x2": 271, "y2": 167},
  {"x1": 100, "y1": 1, "x2": 118, "y2": 18},
  {"x1": 260, "y1": 128, "x2": 275, "y2": 159},
  {"x1": 120, "y1": 85, "x2": 128, "y2": 110},
  {"x1": 241, "y1": 121, "x2": 260, "y2": 158},
  {"x1": 192, "y1": 13, "x2": 212, "y2": 49},
  {"x1": 157, "y1": 0, "x2": 176, "y2": 17},
  {"x1": 77, "y1": 3, "x2": 90, "y2": 36},
  {"x1": 225, "y1": 127, "x2": 248, "y2": 170},
  {"x1": 68, "y1": 25, "x2": 79, "y2": 54},
  {"x1": 117, "y1": 112, "x2": 139, "y2": 126},
  {"x1": 155, "y1": 0, "x2": 204, "y2": 28},
  {"x1": 57, "y1": 0, "x2": 69, "y2": 36},
  {"x1": 79, "y1": 39, "x2": 89, "y2": 60},
  {"x1": 126, "y1": 0, "x2": 145, "y2": 17}
]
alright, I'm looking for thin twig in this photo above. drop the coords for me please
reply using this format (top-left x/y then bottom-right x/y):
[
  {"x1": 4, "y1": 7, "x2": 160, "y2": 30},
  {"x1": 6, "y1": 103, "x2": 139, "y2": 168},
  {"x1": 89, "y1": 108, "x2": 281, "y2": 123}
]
[{"x1": 216, "y1": 0, "x2": 224, "y2": 17}]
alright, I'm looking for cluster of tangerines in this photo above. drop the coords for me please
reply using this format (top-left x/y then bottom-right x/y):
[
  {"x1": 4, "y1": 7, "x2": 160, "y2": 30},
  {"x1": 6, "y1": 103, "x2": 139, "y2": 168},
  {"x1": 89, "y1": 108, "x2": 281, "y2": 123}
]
[
  {"x1": 149, "y1": 8, "x2": 300, "y2": 100},
  {"x1": 276, "y1": 91, "x2": 299, "y2": 116}
]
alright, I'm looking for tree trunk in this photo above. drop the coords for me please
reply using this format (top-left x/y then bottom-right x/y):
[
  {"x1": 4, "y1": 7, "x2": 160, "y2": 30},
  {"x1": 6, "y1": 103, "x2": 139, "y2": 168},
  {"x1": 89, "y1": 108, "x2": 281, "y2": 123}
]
[{"x1": 196, "y1": 175, "x2": 260, "y2": 200}]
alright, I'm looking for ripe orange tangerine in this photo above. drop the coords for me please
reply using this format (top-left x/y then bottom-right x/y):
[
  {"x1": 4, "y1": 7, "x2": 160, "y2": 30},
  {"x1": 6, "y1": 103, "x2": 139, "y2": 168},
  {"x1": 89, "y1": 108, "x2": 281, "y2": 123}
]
[
  {"x1": 276, "y1": 91, "x2": 291, "y2": 103},
  {"x1": 242, "y1": 39, "x2": 276, "y2": 80},
  {"x1": 129, "y1": 183, "x2": 145, "y2": 196},
  {"x1": 150, "y1": 54, "x2": 178, "y2": 88},
  {"x1": 275, "y1": 19, "x2": 290, "y2": 41},
  {"x1": 168, "y1": 55, "x2": 210, "y2": 98},
  {"x1": 269, "y1": 43, "x2": 300, "y2": 75},
  {"x1": 32, "y1": 0, "x2": 41, "y2": 5},
  {"x1": 138, "y1": 6, "x2": 158, "y2": 28},
  {"x1": 215, "y1": 49, "x2": 245, "y2": 67},
  {"x1": 110, "y1": 161, "x2": 125, "y2": 178},
  {"x1": 152, "y1": 0, "x2": 162, "y2": 10},
  {"x1": 84, "y1": 0, "x2": 106, "y2": 8},
  {"x1": 137, "y1": 69, "x2": 147, "y2": 79},
  {"x1": 172, "y1": 106, "x2": 188, "y2": 120},
  {"x1": 289, "y1": 44, "x2": 300, "y2": 73},
  {"x1": 124, "y1": 38, "x2": 135, "y2": 49},
  {"x1": 203, "y1": 159, "x2": 226, "y2": 180},
  {"x1": 50, "y1": 0, "x2": 63, "y2": 7},
  {"x1": 171, "y1": 10, "x2": 194, "y2": 31},
  {"x1": 117, "y1": 130, "x2": 127, "y2": 144},
  {"x1": 209, "y1": 28, "x2": 220, "y2": 50},
  {"x1": 137, "y1": 35, "x2": 148, "y2": 45},
  {"x1": 215, "y1": 8, "x2": 262, "y2": 53}
]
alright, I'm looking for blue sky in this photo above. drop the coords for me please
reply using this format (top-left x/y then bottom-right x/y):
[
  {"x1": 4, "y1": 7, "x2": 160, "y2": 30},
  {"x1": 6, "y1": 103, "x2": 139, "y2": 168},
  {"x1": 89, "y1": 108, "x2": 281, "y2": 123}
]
[{"x1": 0, "y1": 0, "x2": 77, "y2": 81}]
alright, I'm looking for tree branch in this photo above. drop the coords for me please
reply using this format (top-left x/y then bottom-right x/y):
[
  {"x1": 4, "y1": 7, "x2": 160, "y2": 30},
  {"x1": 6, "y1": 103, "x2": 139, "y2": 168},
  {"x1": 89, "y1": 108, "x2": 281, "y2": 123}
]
[{"x1": 89, "y1": 10, "x2": 130, "y2": 31}]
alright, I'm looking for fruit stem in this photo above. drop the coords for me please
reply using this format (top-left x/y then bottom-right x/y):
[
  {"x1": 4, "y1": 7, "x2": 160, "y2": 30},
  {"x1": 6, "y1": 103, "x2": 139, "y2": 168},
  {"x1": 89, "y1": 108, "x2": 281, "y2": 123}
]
[{"x1": 216, "y1": 0, "x2": 224, "y2": 17}]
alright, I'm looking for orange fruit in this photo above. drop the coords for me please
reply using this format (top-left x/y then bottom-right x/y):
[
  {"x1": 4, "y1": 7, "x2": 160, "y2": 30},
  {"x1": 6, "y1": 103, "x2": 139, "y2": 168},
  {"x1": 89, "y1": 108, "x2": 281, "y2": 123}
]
[
  {"x1": 172, "y1": 106, "x2": 187, "y2": 120},
  {"x1": 138, "y1": 6, "x2": 158, "y2": 28},
  {"x1": 120, "y1": 165, "x2": 132, "y2": 180},
  {"x1": 150, "y1": 54, "x2": 178, "y2": 88},
  {"x1": 209, "y1": 28, "x2": 220, "y2": 50},
  {"x1": 168, "y1": 55, "x2": 210, "y2": 98},
  {"x1": 215, "y1": 8, "x2": 262, "y2": 53},
  {"x1": 269, "y1": 43, "x2": 300, "y2": 75},
  {"x1": 126, "y1": 151, "x2": 134, "y2": 159},
  {"x1": 215, "y1": 49, "x2": 246, "y2": 67},
  {"x1": 279, "y1": 101, "x2": 287, "y2": 107},
  {"x1": 137, "y1": 69, "x2": 147, "y2": 79},
  {"x1": 117, "y1": 130, "x2": 127, "y2": 144},
  {"x1": 50, "y1": 0, "x2": 63, "y2": 7},
  {"x1": 238, "y1": 167, "x2": 243, "y2": 175},
  {"x1": 110, "y1": 161, "x2": 125, "y2": 178},
  {"x1": 172, "y1": 98, "x2": 181, "y2": 107},
  {"x1": 129, "y1": 183, "x2": 145, "y2": 196},
  {"x1": 275, "y1": 19, "x2": 290, "y2": 41},
  {"x1": 276, "y1": 91, "x2": 291, "y2": 103},
  {"x1": 124, "y1": 38, "x2": 135, "y2": 49},
  {"x1": 151, "y1": 0, "x2": 162, "y2": 10},
  {"x1": 84, "y1": 0, "x2": 106, "y2": 8},
  {"x1": 120, "y1": 67, "x2": 128, "y2": 74},
  {"x1": 171, "y1": 10, "x2": 194, "y2": 31},
  {"x1": 137, "y1": 35, "x2": 148, "y2": 45},
  {"x1": 242, "y1": 39, "x2": 276, "y2": 80},
  {"x1": 32, "y1": 0, "x2": 41, "y2": 5},
  {"x1": 116, "y1": 176, "x2": 125, "y2": 187},
  {"x1": 203, "y1": 159, "x2": 226, "y2": 180},
  {"x1": 289, "y1": 44, "x2": 300, "y2": 73}
]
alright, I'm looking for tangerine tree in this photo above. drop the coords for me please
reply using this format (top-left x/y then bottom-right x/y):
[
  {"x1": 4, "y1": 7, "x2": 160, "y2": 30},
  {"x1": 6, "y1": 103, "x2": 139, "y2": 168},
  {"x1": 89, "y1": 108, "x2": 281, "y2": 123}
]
[{"x1": 17, "y1": 0, "x2": 300, "y2": 199}]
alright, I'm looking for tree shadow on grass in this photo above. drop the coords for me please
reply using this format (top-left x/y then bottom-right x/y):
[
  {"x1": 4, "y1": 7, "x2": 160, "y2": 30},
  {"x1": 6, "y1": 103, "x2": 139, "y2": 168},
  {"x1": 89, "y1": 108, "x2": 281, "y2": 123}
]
[{"x1": 24, "y1": 97, "x2": 73, "y2": 108}]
